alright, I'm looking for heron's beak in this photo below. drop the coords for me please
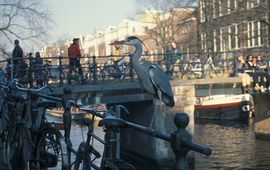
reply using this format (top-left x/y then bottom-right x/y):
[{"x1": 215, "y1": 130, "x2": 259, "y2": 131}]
[{"x1": 108, "y1": 40, "x2": 125, "y2": 45}]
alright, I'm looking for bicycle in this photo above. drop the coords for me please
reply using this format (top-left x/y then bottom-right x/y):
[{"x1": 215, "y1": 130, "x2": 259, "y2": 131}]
[
  {"x1": 76, "y1": 105, "x2": 212, "y2": 170},
  {"x1": 61, "y1": 104, "x2": 134, "y2": 170},
  {"x1": 101, "y1": 54, "x2": 134, "y2": 81},
  {"x1": 1, "y1": 80, "x2": 66, "y2": 170}
]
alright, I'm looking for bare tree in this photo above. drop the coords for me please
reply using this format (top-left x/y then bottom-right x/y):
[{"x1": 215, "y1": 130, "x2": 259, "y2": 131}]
[
  {"x1": 136, "y1": 0, "x2": 198, "y2": 78},
  {"x1": 0, "y1": 0, "x2": 53, "y2": 57},
  {"x1": 137, "y1": 0, "x2": 197, "y2": 51}
]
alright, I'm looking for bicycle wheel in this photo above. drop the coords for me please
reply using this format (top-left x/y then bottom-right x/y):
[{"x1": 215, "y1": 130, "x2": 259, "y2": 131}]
[
  {"x1": 35, "y1": 126, "x2": 65, "y2": 170},
  {"x1": 73, "y1": 142, "x2": 92, "y2": 170},
  {"x1": 73, "y1": 155, "x2": 91, "y2": 170},
  {"x1": 101, "y1": 65, "x2": 121, "y2": 81}
]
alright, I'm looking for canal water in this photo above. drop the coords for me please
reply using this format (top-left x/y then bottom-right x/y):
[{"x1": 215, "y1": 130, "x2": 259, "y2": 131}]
[
  {"x1": 49, "y1": 116, "x2": 270, "y2": 170},
  {"x1": 194, "y1": 119, "x2": 270, "y2": 170}
]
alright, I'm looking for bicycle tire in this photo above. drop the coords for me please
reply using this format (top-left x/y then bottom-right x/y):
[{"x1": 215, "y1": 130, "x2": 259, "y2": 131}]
[
  {"x1": 35, "y1": 126, "x2": 66, "y2": 170},
  {"x1": 73, "y1": 154, "x2": 91, "y2": 170},
  {"x1": 101, "y1": 65, "x2": 121, "y2": 81},
  {"x1": 2, "y1": 116, "x2": 18, "y2": 170},
  {"x1": 73, "y1": 142, "x2": 92, "y2": 170}
]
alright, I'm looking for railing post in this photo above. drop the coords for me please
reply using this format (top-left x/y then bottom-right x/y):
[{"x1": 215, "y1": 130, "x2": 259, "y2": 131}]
[
  {"x1": 63, "y1": 86, "x2": 72, "y2": 166},
  {"x1": 58, "y1": 56, "x2": 63, "y2": 86},
  {"x1": 170, "y1": 112, "x2": 192, "y2": 170},
  {"x1": 92, "y1": 55, "x2": 97, "y2": 84}
]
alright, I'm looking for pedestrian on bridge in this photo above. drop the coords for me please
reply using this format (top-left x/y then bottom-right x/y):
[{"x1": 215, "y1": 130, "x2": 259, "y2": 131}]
[
  {"x1": 33, "y1": 52, "x2": 44, "y2": 87},
  {"x1": 67, "y1": 38, "x2": 84, "y2": 84},
  {"x1": 12, "y1": 39, "x2": 24, "y2": 79}
]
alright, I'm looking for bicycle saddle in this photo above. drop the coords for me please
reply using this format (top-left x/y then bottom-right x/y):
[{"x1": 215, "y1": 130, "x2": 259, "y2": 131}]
[{"x1": 98, "y1": 117, "x2": 127, "y2": 128}]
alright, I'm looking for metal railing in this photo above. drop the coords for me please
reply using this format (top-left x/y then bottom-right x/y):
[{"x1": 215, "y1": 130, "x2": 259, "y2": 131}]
[{"x1": 1, "y1": 50, "x2": 269, "y2": 87}]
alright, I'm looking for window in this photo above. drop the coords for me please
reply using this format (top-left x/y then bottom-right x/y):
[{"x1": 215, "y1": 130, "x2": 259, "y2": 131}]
[
  {"x1": 229, "y1": 26, "x2": 236, "y2": 49},
  {"x1": 213, "y1": 29, "x2": 220, "y2": 52},
  {"x1": 248, "y1": 21, "x2": 263, "y2": 47},
  {"x1": 248, "y1": 22, "x2": 253, "y2": 47},
  {"x1": 221, "y1": 1, "x2": 228, "y2": 16},
  {"x1": 227, "y1": 0, "x2": 231, "y2": 14},
  {"x1": 247, "y1": 1, "x2": 254, "y2": 8},
  {"x1": 220, "y1": 27, "x2": 229, "y2": 51},
  {"x1": 201, "y1": 32, "x2": 207, "y2": 51},
  {"x1": 239, "y1": 22, "x2": 248, "y2": 48},
  {"x1": 230, "y1": 0, "x2": 236, "y2": 11},
  {"x1": 260, "y1": 22, "x2": 268, "y2": 45},
  {"x1": 213, "y1": 0, "x2": 220, "y2": 18}
]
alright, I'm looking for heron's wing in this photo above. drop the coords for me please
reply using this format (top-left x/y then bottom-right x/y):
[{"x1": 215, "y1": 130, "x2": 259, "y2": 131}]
[
  {"x1": 147, "y1": 63, "x2": 175, "y2": 107},
  {"x1": 148, "y1": 65, "x2": 172, "y2": 94}
]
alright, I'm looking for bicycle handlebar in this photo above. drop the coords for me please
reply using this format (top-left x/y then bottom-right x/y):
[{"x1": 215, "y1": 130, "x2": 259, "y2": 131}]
[
  {"x1": 79, "y1": 107, "x2": 104, "y2": 118},
  {"x1": 10, "y1": 79, "x2": 62, "y2": 102}
]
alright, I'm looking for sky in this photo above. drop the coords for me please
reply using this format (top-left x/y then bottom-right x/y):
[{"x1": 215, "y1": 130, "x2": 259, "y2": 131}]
[{"x1": 46, "y1": 0, "x2": 139, "y2": 42}]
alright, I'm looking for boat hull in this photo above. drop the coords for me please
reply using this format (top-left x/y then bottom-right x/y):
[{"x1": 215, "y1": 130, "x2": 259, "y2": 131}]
[{"x1": 194, "y1": 94, "x2": 252, "y2": 121}]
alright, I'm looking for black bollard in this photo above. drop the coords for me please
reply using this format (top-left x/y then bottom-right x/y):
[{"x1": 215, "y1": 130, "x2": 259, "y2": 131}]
[{"x1": 170, "y1": 112, "x2": 191, "y2": 170}]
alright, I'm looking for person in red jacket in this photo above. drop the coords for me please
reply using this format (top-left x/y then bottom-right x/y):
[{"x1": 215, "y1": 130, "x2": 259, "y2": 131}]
[{"x1": 67, "y1": 38, "x2": 84, "y2": 83}]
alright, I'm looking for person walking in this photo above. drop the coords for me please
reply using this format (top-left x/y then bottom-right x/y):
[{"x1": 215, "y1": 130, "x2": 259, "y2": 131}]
[
  {"x1": 33, "y1": 52, "x2": 44, "y2": 87},
  {"x1": 12, "y1": 39, "x2": 24, "y2": 79},
  {"x1": 67, "y1": 38, "x2": 84, "y2": 84},
  {"x1": 165, "y1": 40, "x2": 181, "y2": 79}
]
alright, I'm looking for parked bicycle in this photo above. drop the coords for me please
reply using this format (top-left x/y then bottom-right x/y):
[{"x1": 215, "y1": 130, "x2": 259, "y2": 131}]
[
  {"x1": 0, "y1": 80, "x2": 66, "y2": 170},
  {"x1": 101, "y1": 54, "x2": 134, "y2": 81},
  {"x1": 60, "y1": 104, "x2": 134, "y2": 170}
]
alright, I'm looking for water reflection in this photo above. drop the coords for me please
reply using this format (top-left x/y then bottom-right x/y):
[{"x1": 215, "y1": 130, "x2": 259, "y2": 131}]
[{"x1": 194, "y1": 119, "x2": 270, "y2": 170}]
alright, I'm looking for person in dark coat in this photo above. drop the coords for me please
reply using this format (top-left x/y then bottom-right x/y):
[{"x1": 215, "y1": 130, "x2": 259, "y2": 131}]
[
  {"x1": 12, "y1": 39, "x2": 24, "y2": 79},
  {"x1": 33, "y1": 52, "x2": 44, "y2": 86}
]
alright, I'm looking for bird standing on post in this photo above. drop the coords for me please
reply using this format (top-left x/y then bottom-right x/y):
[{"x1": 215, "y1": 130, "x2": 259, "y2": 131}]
[{"x1": 110, "y1": 36, "x2": 175, "y2": 107}]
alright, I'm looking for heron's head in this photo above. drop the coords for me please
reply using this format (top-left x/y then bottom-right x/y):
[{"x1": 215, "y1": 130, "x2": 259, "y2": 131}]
[{"x1": 109, "y1": 36, "x2": 144, "y2": 47}]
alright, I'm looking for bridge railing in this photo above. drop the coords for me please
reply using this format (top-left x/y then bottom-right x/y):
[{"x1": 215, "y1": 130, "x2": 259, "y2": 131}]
[{"x1": 1, "y1": 50, "x2": 269, "y2": 86}]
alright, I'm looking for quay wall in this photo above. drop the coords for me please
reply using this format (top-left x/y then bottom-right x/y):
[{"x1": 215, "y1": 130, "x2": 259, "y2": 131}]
[{"x1": 253, "y1": 94, "x2": 270, "y2": 140}]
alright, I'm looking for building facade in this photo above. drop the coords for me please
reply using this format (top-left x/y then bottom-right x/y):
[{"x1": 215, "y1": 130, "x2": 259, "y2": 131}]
[{"x1": 199, "y1": 0, "x2": 269, "y2": 56}]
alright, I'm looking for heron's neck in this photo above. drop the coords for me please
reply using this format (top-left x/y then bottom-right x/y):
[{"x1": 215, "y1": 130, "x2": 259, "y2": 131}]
[{"x1": 132, "y1": 43, "x2": 142, "y2": 67}]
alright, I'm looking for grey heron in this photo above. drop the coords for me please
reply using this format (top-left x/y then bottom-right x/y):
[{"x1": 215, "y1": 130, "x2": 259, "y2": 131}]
[{"x1": 111, "y1": 36, "x2": 175, "y2": 107}]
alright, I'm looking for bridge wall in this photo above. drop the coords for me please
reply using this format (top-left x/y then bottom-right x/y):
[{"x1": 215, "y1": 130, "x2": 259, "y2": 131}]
[{"x1": 118, "y1": 85, "x2": 195, "y2": 166}]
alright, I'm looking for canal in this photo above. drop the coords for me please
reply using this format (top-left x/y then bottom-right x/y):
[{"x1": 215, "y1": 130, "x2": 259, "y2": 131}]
[
  {"x1": 194, "y1": 119, "x2": 270, "y2": 170},
  {"x1": 50, "y1": 116, "x2": 270, "y2": 170}
]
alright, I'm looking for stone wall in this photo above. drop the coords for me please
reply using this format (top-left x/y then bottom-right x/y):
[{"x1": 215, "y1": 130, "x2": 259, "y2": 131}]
[{"x1": 120, "y1": 85, "x2": 195, "y2": 164}]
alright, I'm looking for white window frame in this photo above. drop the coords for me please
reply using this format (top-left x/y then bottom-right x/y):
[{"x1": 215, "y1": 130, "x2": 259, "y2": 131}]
[
  {"x1": 213, "y1": 30, "x2": 217, "y2": 52},
  {"x1": 228, "y1": 0, "x2": 231, "y2": 14},
  {"x1": 219, "y1": 0, "x2": 222, "y2": 16},
  {"x1": 200, "y1": 1, "x2": 206, "y2": 22},
  {"x1": 235, "y1": 24, "x2": 239, "y2": 49}
]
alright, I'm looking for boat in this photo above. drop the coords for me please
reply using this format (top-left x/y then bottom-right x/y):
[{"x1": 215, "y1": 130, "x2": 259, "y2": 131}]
[
  {"x1": 47, "y1": 104, "x2": 106, "y2": 121},
  {"x1": 194, "y1": 93, "x2": 253, "y2": 121},
  {"x1": 47, "y1": 108, "x2": 88, "y2": 121}
]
